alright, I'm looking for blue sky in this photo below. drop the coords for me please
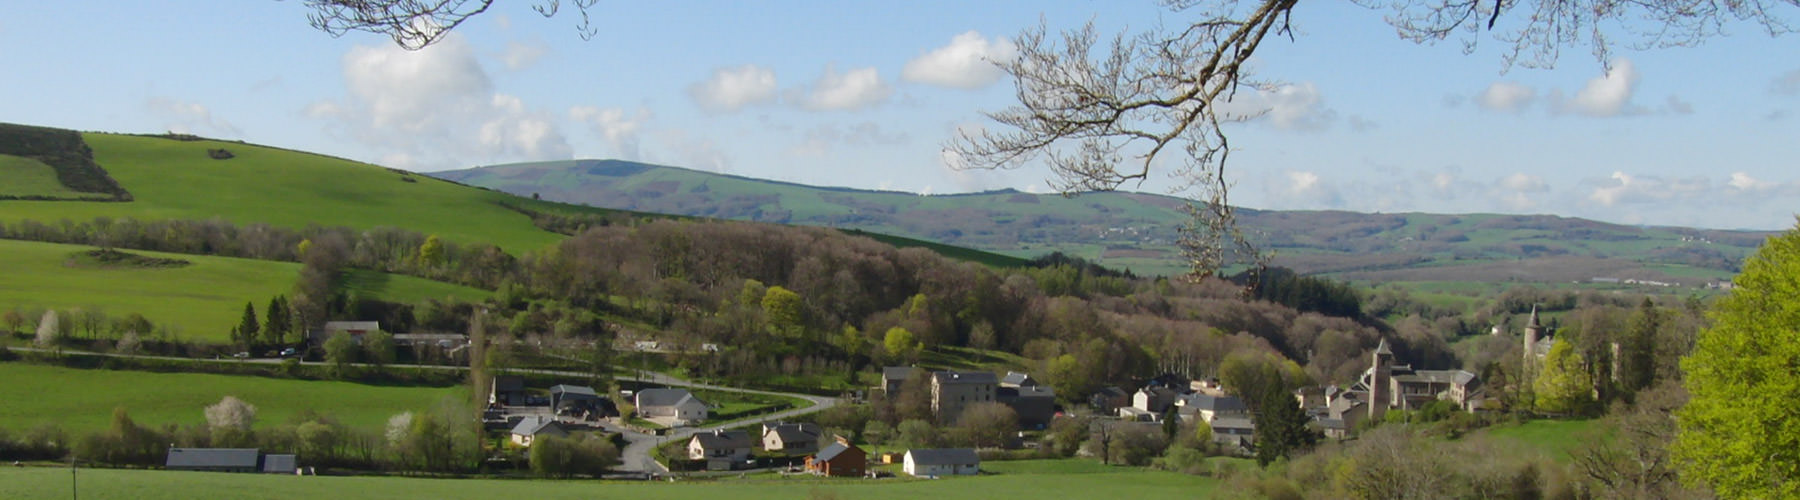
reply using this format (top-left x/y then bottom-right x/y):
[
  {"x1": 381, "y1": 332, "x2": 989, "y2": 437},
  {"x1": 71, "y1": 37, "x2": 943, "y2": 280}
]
[{"x1": 3, "y1": 1, "x2": 1797, "y2": 230}]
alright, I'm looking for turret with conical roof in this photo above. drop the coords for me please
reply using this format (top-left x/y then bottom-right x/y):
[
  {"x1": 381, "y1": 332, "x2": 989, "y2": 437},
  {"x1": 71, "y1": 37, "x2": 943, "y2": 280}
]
[
  {"x1": 1370, "y1": 338, "x2": 1394, "y2": 419},
  {"x1": 1523, "y1": 304, "x2": 1544, "y2": 367}
]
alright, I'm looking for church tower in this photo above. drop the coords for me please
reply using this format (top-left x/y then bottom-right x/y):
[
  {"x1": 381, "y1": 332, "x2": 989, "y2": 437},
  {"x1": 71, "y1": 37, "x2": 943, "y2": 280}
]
[{"x1": 1369, "y1": 338, "x2": 1393, "y2": 419}]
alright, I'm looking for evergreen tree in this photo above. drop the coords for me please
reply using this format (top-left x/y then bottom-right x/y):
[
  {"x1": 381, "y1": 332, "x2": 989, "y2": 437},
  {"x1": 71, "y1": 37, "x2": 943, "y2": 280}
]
[
  {"x1": 234, "y1": 302, "x2": 259, "y2": 350},
  {"x1": 263, "y1": 295, "x2": 291, "y2": 346},
  {"x1": 1618, "y1": 298, "x2": 1661, "y2": 396},
  {"x1": 1251, "y1": 380, "x2": 1317, "y2": 466}
]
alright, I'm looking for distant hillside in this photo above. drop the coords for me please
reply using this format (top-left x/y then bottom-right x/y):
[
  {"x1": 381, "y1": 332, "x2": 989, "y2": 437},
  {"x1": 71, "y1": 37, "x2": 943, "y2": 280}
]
[
  {"x1": 439, "y1": 160, "x2": 1775, "y2": 285},
  {"x1": 0, "y1": 122, "x2": 130, "y2": 201}
]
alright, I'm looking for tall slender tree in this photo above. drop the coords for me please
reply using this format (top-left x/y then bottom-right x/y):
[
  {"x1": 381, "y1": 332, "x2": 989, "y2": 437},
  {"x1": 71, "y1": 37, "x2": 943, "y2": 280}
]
[{"x1": 233, "y1": 302, "x2": 259, "y2": 350}]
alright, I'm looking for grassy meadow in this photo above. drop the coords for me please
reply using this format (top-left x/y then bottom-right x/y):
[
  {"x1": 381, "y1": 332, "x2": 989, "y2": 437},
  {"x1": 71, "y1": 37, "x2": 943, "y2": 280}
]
[
  {"x1": 0, "y1": 154, "x2": 102, "y2": 199},
  {"x1": 1479, "y1": 418, "x2": 1597, "y2": 462},
  {"x1": 0, "y1": 362, "x2": 459, "y2": 433},
  {"x1": 0, "y1": 133, "x2": 566, "y2": 253},
  {"x1": 0, "y1": 239, "x2": 488, "y2": 342},
  {"x1": 0, "y1": 458, "x2": 1218, "y2": 500}
]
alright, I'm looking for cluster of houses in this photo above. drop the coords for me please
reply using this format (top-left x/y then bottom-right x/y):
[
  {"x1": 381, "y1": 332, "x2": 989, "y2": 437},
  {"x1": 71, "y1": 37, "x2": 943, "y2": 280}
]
[
  {"x1": 684, "y1": 422, "x2": 982, "y2": 478},
  {"x1": 879, "y1": 368, "x2": 1058, "y2": 429}
]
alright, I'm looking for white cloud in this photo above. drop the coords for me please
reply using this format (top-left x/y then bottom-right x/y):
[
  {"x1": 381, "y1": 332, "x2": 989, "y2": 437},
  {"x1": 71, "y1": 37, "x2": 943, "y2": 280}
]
[
  {"x1": 310, "y1": 35, "x2": 571, "y2": 170},
  {"x1": 794, "y1": 65, "x2": 892, "y2": 111},
  {"x1": 1266, "y1": 169, "x2": 1342, "y2": 207},
  {"x1": 1585, "y1": 170, "x2": 1709, "y2": 207},
  {"x1": 687, "y1": 64, "x2": 778, "y2": 113},
  {"x1": 1773, "y1": 68, "x2": 1800, "y2": 95},
  {"x1": 1561, "y1": 58, "x2": 1640, "y2": 117},
  {"x1": 500, "y1": 41, "x2": 548, "y2": 70},
  {"x1": 1216, "y1": 82, "x2": 1336, "y2": 131},
  {"x1": 146, "y1": 97, "x2": 241, "y2": 137},
  {"x1": 1476, "y1": 82, "x2": 1536, "y2": 112},
  {"x1": 570, "y1": 106, "x2": 650, "y2": 160},
  {"x1": 902, "y1": 31, "x2": 1016, "y2": 89},
  {"x1": 1499, "y1": 173, "x2": 1548, "y2": 193}
]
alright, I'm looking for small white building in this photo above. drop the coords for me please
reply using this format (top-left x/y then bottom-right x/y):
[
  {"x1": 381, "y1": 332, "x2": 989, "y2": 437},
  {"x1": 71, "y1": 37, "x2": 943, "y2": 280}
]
[{"x1": 903, "y1": 448, "x2": 980, "y2": 477}]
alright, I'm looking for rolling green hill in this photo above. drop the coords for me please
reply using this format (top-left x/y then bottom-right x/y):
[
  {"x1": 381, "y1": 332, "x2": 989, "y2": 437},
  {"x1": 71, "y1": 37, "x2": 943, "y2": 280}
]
[
  {"x1": 438, "y1": 160, "x2": 1773, "y2": 285},
  {"x1": 0, "y1": 131, "x2": 566, "y2": 253},
  {"x1": 0, "y1": 239, "x2": 488, "y2": 341}
]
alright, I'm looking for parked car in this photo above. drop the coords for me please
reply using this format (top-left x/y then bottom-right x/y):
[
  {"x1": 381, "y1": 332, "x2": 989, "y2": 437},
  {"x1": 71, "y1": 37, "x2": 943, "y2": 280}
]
[{"x1": 280, "y1": 348, "x2": 299, "y2": 357}]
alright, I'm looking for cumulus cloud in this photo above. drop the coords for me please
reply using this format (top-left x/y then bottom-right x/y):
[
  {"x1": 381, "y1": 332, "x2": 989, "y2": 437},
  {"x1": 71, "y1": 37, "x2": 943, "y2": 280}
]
[
  {"x1": 902, "y1": 31, "x2": 1016, "y2": 89},
  {"x1": 792, "y1": 65, "x2": 892, "y2": 111},
  {"x1": 1476, "y1": 82, "x2": 1536, "y2": 112},
  {"x1": 1585, "y1": 171, "x2": 1710, "y2": 207},
  {"x1": 688, "y1": 64, "x2": 779, "y2": 113},
  {"x1": 1265, "y1": 169, "x2": 1343, "y2": 207},
  {"x1": 1217, "y1": 82, "x2": 1336, "y2": 131},
  {"x1": 1773, "y1": 68, "x2": 1800, "y2": 95},
  {"x1": 146, "y1": 97, "x2": 241, "y2": 136},
  {"x1": 309, "y1": 35, "x2": 571, "y2": 170},
  {"x1": 570, "y1": 106, "x2": 650, "y2": 160},
  {"x1": 1560, "y1": 58, "x2": 1640, "y2": 117},
  {"x1": 500, "y1": 41, "x2": 548, "y2": 70}
]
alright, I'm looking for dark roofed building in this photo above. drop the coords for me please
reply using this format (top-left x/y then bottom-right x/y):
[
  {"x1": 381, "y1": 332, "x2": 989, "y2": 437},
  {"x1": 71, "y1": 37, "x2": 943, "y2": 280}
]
[
  {"x1": 881, "y1": 366, "x2": 915, "y2": 395},
  {"x1": 509, "y1": 416, "x2": 569, "y2": 447},
  {"x1": 550, "y1": 384, "x2": 618, "y2": 419},
  {"x1": 489, "y1": 375, "x2": 527, "y2": 406},
  {"x1": 636, "y1": 388, "x2": 708, "y2": 426},
  {"x1": 261, "y1": 454, "x2": 297, "y2": 474},
  {"x1": 761, "y1": 422, "x2": 823, "y2": 453},
  {"x1": 998, "y1": 384, "x2": 1057, "y2": 429},
  {"x1": 688, "y1": 429, "x2": 754, "y2": 469},
  {"x1": 166, "y1": 448, "x2": 262, "y2": 473},
  {"x1": 1000, "y1": 371, "x2": 1039, "y2": 388}
]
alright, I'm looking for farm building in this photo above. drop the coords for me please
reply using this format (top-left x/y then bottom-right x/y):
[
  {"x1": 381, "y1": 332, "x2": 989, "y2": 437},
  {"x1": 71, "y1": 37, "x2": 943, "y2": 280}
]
[
  {"x1": 165, "y1": 448, "x2": 262, "y2": 473},
  {"x1": 903, "y1": 448, "x2": 980, "y2": 477}
]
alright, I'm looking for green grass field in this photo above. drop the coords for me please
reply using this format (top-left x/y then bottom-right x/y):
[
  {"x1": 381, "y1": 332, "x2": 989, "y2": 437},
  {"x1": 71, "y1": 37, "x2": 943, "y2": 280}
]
[
  {"x1": 0, "y1": 362, "x2": 459, "y2": 433},
  {"x1": 1480, "y1": 418, "x2": 1597, "y2": 461},
  {"x1": 0, "y1": 239, "x2": 488, "y2": 341},
  {"x1": 0, "y1": 133, "x2": 565, "y2": 253},
  {"x1": 0, "y1": 154, "x2": 101, "y2": 199},
  {"x1": 0, "y1": 459, "x2": 1218, "y2": 500}
]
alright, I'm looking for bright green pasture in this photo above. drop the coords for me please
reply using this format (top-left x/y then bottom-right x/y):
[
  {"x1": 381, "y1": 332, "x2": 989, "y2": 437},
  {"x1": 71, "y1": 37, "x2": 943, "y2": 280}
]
[
  {"x1": 0, "y1": 362, "x2": 459, "y2": 433},
  {"x1": 0, "y1": 239, "x2": 488, "y2": 341},
  {"x1": 0, "y1": 459, "x2": 1218, "y2": 500},
  {"x1": 0, "y1": 154, "x2": 97, "y2": 199},
  {"x1": 0, "y1": 134, "x2": 563, "y2": 253},
  {"x1": 1481, "y1": 418, "x2": 1597, "y2": 461}
]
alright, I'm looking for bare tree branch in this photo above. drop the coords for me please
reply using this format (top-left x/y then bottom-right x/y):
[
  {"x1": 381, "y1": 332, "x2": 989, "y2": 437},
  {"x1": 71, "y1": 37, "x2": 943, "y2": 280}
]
[
  {"x1": 951, "y1": 0, "x2": 1794, "y2": 281},
  {"x1": 301, "y1": 0, "x2": 599, "y2": 50}
]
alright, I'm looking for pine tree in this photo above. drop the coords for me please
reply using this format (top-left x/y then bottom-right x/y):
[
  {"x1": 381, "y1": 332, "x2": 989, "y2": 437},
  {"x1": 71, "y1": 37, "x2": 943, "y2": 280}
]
[
  {"x1": 233, "y1": 302, "x2": 259, "y2": 350},
  {"x1": 263, "y1": 296, "x2": 291, "y2": 346}
]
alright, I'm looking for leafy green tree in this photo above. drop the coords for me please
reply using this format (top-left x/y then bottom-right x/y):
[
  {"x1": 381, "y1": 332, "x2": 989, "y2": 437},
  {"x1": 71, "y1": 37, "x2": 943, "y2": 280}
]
[
  {"x1": 324, "y1": 330, "x2": 357, "y2": 378},
  {"x1": 762, "y1": 285, "x2": 805, "y2": 337},
  {"x1": 365, "y1": 329, "x2": 395, "y2": 368},
  {"x1": 895, "y1": 419, "x2": 937, "y2": 449},
  {"x1": 418, "y1": 234, "x2": 445, "y2": 268},
  {"x1": 883, "y1": 327, "x2": 922, "y2": 364},
  {"x1": 1534, "y1": 341, "x2": 1596, "y2": 415},
  {"x1": 233, "y1": 301, "x2": 259, "y2": 350},
  {"x1": 955, "y1": 402, "x2": 1018, "y2": 449},
  {"x1": 2, "y1": 309, "x2": 23, "y2": 333},
  {"x1": 1676, "y1": 222, "x2": 1800, "y2": 499}
]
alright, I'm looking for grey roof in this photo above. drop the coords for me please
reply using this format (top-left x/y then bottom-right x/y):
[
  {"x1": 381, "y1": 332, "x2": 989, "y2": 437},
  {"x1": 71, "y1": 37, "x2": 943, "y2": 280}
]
[
  {"x1": 166, "y1": 448, "x2": 260, "y2": 469},
  {"x1": 1182, "y1": 393, "x2": 1246, "y2": 412},
  {"x1": 907, "y1": 448, "x2": 979, "y2": 466},
  {"x1": 1374, "y1": 338, "x2": 1392, "y2": 355},
  {"x1": 932, "y1": 371, "x2": 998, "y2": 385},
  {"x1": 1001, "y1": 371, "x2": 1037, "y2": 387},
  {"x1": 324, "y1": 321, "x2": 380, "y2": 332},
  {"x1": 816, "y1": 441, "x2": 857, "y2": 462},
  {"x1": 261, "y1": 454, "x2": 296, "y2": 473},
  {"x1": 636, "y1": 388, "x2": 703, "y2": 409},
  {"x1": 550, "y1": 384, "x2": 599, "y2": 398},
  {"x1": 882, "y1": 366, "x2": 914, "y2": 381},
  {"x1": 766, "y1": 422, "x2": 821, "y2": 442},
  {"x1": 1394, "y1": 369, "x2": 1477, "y2": 386},
  {"x1": 692, "y1": 429, "x2": 754, "y2": 450},
  {"x1": 1211, "y1": 416, "x2": 1256, "y2": 431},
  {"x1": 492, "y1": 375, "x2": 525, "y2": 392},
  {"x1": 510, "y1": 416, "x2": 566, "y2": 437}
]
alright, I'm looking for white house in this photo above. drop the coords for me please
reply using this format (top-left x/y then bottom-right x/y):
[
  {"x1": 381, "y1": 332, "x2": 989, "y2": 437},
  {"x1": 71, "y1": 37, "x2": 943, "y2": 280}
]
[{"x1": 634, "y1": 388, "x2": 708, "y2": 426}]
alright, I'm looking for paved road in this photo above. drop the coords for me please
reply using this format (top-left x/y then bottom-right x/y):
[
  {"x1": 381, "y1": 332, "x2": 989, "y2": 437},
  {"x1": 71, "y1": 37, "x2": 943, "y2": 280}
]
[{"x1": 8, "y1": 347, "x2": 840, "y2": 473}]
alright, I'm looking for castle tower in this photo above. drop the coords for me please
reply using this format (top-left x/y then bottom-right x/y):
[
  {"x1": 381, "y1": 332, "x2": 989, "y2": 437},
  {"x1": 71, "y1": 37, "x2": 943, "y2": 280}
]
[
  {"x1": 1369, "y1": 338, "x2": 1393, "y2": 419},
  {"x1": 1522, "y1": 304, "x2": 1543, "y2": 367}
]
